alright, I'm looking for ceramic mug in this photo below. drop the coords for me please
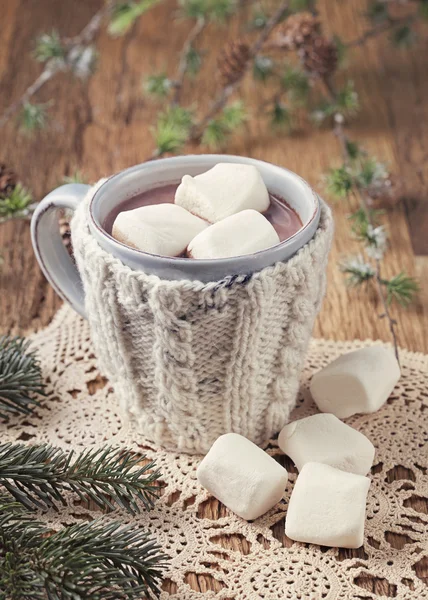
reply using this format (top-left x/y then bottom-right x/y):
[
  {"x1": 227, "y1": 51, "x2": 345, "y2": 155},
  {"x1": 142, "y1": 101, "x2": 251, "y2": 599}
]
[{"x1": 31, "y1": 154, "x2": 320, "y2": 317}]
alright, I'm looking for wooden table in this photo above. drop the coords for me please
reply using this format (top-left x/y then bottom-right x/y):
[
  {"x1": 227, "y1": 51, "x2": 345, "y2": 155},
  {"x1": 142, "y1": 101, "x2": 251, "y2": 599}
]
[{"x1": 0, "y1": 0, "x2": 427, "y2": 596}]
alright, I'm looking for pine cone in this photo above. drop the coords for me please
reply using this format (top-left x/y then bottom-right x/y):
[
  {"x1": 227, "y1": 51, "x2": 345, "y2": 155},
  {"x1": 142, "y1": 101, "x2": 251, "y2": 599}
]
[
  {"x1": 0, "y1": 163, "x2": 17, "y2": 199},
  {"x1": 218, "y1": 41, "x2": 251, "y2": 87},
  {"x1": 301, "y1": 35, "x2": 338, "y2": 78},
  {"x1": 59, "y1": 215, "x2": 73, "y2": 257},
  {"x1": 270, "y1": 12, "x2": 320, "y2": 50}
]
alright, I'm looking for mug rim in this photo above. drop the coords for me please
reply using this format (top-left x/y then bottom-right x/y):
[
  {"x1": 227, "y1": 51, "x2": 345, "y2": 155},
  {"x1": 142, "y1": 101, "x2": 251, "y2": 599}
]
[{"x1": 89, "y1": 154, "x2": 320, "y2": 268}]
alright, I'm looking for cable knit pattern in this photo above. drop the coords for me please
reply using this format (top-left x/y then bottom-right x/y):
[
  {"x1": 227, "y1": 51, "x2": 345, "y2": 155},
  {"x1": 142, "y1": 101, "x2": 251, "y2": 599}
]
[{"x1": 71, "y1": 184, "x2": 333, "y2": 453}]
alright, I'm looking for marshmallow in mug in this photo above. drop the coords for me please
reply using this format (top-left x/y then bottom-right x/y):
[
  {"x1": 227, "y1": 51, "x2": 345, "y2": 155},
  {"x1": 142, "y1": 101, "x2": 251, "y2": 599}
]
[
  {"x1": 285, "y1": 462, "x2": 371, "y2": 548},
  {"x1": 278, "y1": 413, "x2": 375, "y2": 476},
  {"x1": 310, "y1": 346, "x2": 401, "y2": 419},
  {"x1": 175, "y1": 163, "x2": 270, "y2": 223},
  {"x1": 112, "y1": 203, "x2": 207, "y2": 257},
  {"x1": 188, "y1": 209, "x2": 280, "y2": 260},
  {"x1": 197, "y1": 433, "x2": 288, "y2": 520}
]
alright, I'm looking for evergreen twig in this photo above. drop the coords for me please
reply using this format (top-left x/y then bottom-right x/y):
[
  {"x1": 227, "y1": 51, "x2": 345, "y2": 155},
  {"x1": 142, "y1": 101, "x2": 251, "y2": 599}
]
[
  {"x1": 0, "y1": 443, "x2": 161, "y2": 513},
  {"x1": 0, "y1": 335, "x2": 45, "y2": 419},
  {"x1": 0, "y1": 509, "x2": 167, "y2": 599}
]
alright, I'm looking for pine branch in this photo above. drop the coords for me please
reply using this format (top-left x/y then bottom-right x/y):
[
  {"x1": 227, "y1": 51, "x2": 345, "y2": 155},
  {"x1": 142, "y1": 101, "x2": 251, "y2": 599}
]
[
  {"x1": 193, "y1": 0, "x2": 290, "y2": 138},
  {"x1": 0, "y1": 443, "x2": 160, "y2": 513},
  {"x1": 0, "y1": 2, "x2": 113, "y2": 129},
  {"x1": 0, "y1": 510, "x2": 167, "y2": 599},
  {"x1": 0, "y1": 335, "x2": 45, "y2": 419},
  {"x1": 321, "y1": 75, "x2": 420, "y2": 363}
]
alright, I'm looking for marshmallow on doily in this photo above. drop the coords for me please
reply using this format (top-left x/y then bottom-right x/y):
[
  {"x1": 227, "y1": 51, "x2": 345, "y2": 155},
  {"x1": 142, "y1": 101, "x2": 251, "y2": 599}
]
[
  {"x1": 285, "y1": 462, "x2": 370, "y2": 548},
  {"x1": 278, "y1": 413, "x2": 375, "y2": 476},
  {"x1": 197, "y1": 433, "x2": 288, "y2": 520},
  {"x1": 310, "y1": 346, "x2": 401, "y2": 419}
]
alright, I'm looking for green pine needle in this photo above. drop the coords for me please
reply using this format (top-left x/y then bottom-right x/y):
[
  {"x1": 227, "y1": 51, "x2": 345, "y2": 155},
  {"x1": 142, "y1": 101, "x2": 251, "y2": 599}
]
[
  {"x1": 420, "y1": 0, "x2": 428, "y2": 20},
  {"x1": 269, "y1": 101, "x2": 293, "y2": 131},
  {"x1": 202, "y1": 119, "x2": 227, "y2": 149},
  {"x1": 144, "y1": 73, "x2": 172, "y2": 98},
  {"x1": 0, "y1": 511, "x2": 168, "y2": 599},
  {"x1": 253, "y1": 56, "x2": 274, "y2": 83},
  {"x1": 390, "y1": 25, "x2": 417, "y2": 48},
  {"x1": 0, "y1": 443, "x2": 161, "y2": 513},
  {"x1": 108, "y1": 0, "x2": 160, "y2": 36},
  {"x1": 178, "y1": 0, "x2": 236, "y2": 21},
  {"x1": 345, "y1": 139, "x2": 363, "y2": 161},
  {"x1": 325, "y1": 165, "x2": 353, "y2": 198},
  {"x1": 202, "y1": 101, "x2": 246, "y2": 149},
  {"x1": 367, "y1": 1, "x2": 389, "y2": 24},
  {"x1": 281, "y1": 66, "x2": 310, "y2": 106},
  {"x1": 348, "y1": 207, "x2": 384, "y2": 234},
  {"x1": 185, "y1": 46, "x2": 203, "y2": 76},
  {"x1": 0, "y1": 335, "x2": 44, "y2": 418},
  {"x1": 289, "y1": 0, "x2": 315, "y2": 12},
  {"x1": 62, "y1": 170, "x2": 88, "y2": 185},
  {"x1": 152, "y1": 106, "x2": 193, "y2": 154},
  {"x1": 18, "y1": 102, "x2": 49, "y2": 134},
  {"x1": 33, "y1": 30, "x2": 65, "y2": 63},
  {"x1": 336, "y1": 80, "x2": 360, "y2": 115},
  {"x1": 0, "y1": 184, "x2": 34, "y2": 223},
  {"x1": 340, "y1": 255, "x2": 375, "y2": 287},
  {"x1": 220, "y1": 101, "x2": 247, "y2": 129},
  {"x1": 356, "y1": 156, "x2": 388, "y2": 188},
  {"x1": 384, "y1": 273, "x2": 419, "y2": 307}
]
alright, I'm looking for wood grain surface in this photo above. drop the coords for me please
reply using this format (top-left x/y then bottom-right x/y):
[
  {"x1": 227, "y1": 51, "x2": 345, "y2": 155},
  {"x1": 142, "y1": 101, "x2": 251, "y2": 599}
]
[{"x1": 0, "y1": 1, "x2": 427, "y2": 597}]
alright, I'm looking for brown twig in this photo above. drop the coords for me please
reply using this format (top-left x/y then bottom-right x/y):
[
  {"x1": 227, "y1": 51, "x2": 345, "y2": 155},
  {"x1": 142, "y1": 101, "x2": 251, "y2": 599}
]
[
  {"x1": 192, "y1": 0, "x2": 289, "y2": 138},
  {"x1": 0, "y1": 2, "x2": 113, "y2": 129},
  {"x1": 346, "y1": 13, "x2": 418, "y2": 48},
  {"x1": 171, "y1": 16, "x2": 206, "y2": 106},
  {"x1": 323, "y1": 77, "x2": 400, "y2": 362}
]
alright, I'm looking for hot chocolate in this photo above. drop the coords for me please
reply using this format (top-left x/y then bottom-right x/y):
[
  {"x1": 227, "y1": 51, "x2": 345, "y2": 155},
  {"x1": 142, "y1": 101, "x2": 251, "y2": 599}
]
[{"x1": 104, "y1": 183, "x2": 302, "y2": 249}]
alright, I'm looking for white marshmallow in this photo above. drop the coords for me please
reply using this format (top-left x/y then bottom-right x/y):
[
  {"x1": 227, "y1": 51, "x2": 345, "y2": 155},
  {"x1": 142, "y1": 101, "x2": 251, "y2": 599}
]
[
  {"x1": 112, "y1": 203, "x2": 207, "y2": 257},
  {"x1": 188, "y1": 209, "x2": 280, "y2": 259},
  {"x1": 278, "y1": 413, "x2": 375, "y2": 476},
  {"x1": 175, "y1": 163, "x2": 270, "y2": 223},
  {"x1": 285, "y1": 462, "x2": 370, "y2": 548},
  {"x1": 310, "y1": 346, "x2": 401, "y2": 419},
  {"x1": 197, "y1": 433, "x2": 288, "y2": 520}
]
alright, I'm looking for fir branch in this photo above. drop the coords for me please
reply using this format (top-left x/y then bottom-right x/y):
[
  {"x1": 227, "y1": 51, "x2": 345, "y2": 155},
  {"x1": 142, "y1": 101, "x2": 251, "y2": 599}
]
[
  {"x1": 0, "y1": 335, "x2": 44, "y2": 419},
  {"x1": 151, "y1": 106, "x2": 194, "y2": 155},
  {"x1": 0, "y1": 512, "x2": 167, "y2": 599},
  {"x1": 0, "y1": 184, "x2": 35, "y2": 223},
  {"x1": 0, "y1": 443, "x2": 160, "y2": 513}
]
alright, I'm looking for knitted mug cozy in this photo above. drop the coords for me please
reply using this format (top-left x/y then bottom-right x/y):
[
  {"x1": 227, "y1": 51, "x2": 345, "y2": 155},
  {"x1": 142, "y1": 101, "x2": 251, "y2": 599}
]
[{"x1": 71, "y1": 186, "x2": 334, "y2": 454}]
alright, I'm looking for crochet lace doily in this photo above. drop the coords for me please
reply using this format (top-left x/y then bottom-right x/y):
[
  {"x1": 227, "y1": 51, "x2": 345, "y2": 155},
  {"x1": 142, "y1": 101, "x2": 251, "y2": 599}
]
[{"x1": 2, "y1": 305, "x2": 427, "y2": 600}]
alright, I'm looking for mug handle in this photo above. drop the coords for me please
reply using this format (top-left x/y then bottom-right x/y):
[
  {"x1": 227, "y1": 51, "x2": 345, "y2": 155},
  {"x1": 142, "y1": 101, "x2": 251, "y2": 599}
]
[{"x1": 31, "y1": 183, "x2": 91, "y2": 318}]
